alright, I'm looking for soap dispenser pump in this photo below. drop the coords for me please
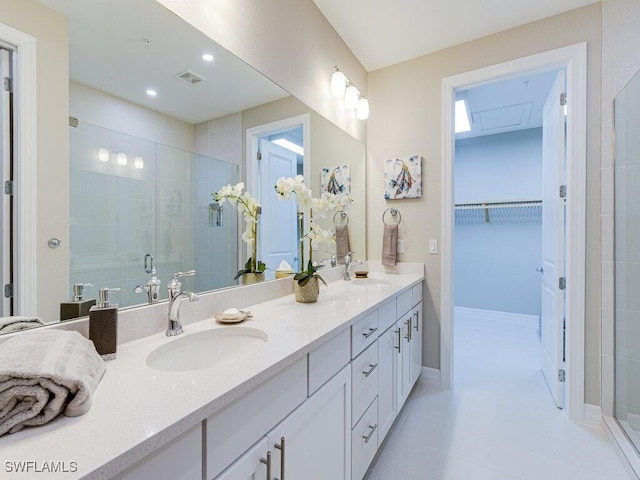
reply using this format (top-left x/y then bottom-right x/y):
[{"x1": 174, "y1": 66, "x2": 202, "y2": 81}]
[
  {"x1": 89, "y1": 287, "x2": 121, "y2": 360},
  {"x1": 60, "y1": 283, "x2": 96, "y2": 321}
]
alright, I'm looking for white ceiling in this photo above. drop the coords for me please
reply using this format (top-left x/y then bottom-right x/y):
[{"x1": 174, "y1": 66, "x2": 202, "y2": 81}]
[
  {"x1": 38, "y1": 0, "x2": 289, "y2": 124},
  {"x1": 312, "y1": 0, "x2": 600, "y2": 71}
]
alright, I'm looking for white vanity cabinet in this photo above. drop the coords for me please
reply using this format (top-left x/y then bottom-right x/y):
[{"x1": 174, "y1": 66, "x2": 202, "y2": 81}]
[
  {"x1": 216, "y1": 366, "x2": 351, "y2": 480},
  {"x1": 411, "y1": 301, "x2": 423, "y2": 385}
]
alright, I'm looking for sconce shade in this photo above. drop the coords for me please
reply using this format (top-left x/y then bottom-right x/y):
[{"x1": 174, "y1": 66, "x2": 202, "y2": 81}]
[
  {"x1": 344, "y1": 85, "x2": 359, "y2": 110},
  {"x1": 356, "y1": 97, "x2": 369, "y2": 120},
  {"x1": 134, "y1": 156, "x2": 144, "y2": 169},
  {"x1": 117, "y1": 152, "x2": 128, "y2": 166},
  {"x1": 98, "y1": 148, "x2": 109, "y2": 162},
  {"x1": 331, "y1": 70, "x2": 346, "y2": 98}
]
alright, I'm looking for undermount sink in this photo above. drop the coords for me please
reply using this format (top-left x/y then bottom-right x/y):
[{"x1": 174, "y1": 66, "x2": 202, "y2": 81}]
[
  {"x1": 147, "y1": 327, "x2": 268, "y2": 372},
  {"x1": 350, "y1": 278, "x2": 394, "y2": 287}
]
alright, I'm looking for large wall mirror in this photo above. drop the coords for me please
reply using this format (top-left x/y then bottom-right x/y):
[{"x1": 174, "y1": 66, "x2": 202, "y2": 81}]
[{"x1": 8, "y1": 0, "x2": 365, "y2": 326}]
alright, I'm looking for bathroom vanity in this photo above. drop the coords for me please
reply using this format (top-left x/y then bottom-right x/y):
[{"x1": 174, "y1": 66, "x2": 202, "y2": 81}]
[{"x1": 0, "y1": 264, "x2": 424, "y2": 479}]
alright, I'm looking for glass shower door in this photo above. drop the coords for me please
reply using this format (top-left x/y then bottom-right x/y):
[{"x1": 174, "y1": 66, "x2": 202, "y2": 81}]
[{"x1": 614, "y1": 69, "x2": 640, "y2": 452}]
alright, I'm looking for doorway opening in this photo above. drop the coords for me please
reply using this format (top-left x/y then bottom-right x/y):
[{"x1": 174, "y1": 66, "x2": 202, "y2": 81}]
[
  {"x1": 453, "y1": 68, "x2": 566, "y2": 408},
  {"x1": 246, "y1": 114, "x2": 309, "y2": 273},
  {"x1": 441, "y1": 43, "x2": 587, "y2": 421}
]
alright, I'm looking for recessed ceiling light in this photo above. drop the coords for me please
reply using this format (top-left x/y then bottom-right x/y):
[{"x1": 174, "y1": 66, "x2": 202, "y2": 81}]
[
  {"x1": 146, "y1": 89, "x2": 157, "y2": 97},
  {"x1": 202, "y1": 53, "x2": 214, "y2": 62}
]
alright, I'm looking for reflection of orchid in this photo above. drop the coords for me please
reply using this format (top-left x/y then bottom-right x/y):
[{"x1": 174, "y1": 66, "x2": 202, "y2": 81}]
[
  {"x1": 213, "y1": 183, "x2": 265, "y2": 275},
  {"x1": 275, "y1": 176, "x2": 352, "y2": 267}
]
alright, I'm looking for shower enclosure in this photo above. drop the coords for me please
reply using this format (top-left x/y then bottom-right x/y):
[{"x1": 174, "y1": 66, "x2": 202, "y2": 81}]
[
  {"x1": 69, "y1": 121, "x2": 239, "y2": 309},
  {"x1": 615, "y1": 69, "x2": 640, "y2": 453}
]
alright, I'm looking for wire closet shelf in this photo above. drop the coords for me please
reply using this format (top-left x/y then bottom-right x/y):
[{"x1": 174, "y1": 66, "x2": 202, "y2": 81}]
[{"x1": 454, "y1": 200, "x2": 542, "y2": 224}]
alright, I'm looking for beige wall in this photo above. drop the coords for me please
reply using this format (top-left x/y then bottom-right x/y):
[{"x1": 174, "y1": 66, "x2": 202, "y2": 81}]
[
  {"x1": 366, "y1": 4, "x2": 602, "y2": 405},
  {"x1": 0, "y1": 0, "x2": 69, "y2": 319},
  {"x1": 156, "y1": 0, "x2": 367, "y2": 144},
  {"x1": 601, "y1": 0, "x2": 640, "y2": 417}
]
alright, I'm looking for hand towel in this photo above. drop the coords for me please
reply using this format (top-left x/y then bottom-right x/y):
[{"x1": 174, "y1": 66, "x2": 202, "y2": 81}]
[
  {"x1": 0, "y1": 316, "x2": 44, "y2": 335},
  {"x1": 335, "y1": 224, "x2": 351, "y2": 265},
  {"x1": 0, "y1": 329, "x2": 106, "y2": 436},
  {"x1": 382, "y1": 224, "x2": 398, "y2": 266}
]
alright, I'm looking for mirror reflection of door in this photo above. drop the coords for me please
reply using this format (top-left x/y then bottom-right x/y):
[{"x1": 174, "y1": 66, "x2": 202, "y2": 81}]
[
  {"x1": 257, "y1": 137, "x2": 298, "y2": 271},
  {"x1": 1, "y1": 47, "x2": 13, "y2": 317}
]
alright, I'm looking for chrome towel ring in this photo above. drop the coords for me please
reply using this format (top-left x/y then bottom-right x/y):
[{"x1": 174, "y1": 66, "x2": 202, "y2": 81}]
[
  {"x1": 382, "y1": 208, "x2": 401, "y2": 225},
  {"x1": 333, "y1": 211, "x2": 349, "y2": 225}
]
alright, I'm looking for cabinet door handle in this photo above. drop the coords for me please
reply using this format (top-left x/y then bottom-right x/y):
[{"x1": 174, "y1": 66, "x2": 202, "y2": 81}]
[
  {"x1": 405, "y1": 319, "x2": 412, "y2": 342},
  {"x1": 414, "y1": 311, "x2": 419, "y2": 331},
  {"x1": 274, "y1": 436, "x2": 286, "y2": 480},
  {"x1": 260, "y1": 451, "x2": 272, "y2": 480},
  {"x1": 362, "y1": 327, "x2": 378, "y2": 338},
  {"x1": 362, "y1": 424, "x2": 378, "y2": 444},
  {"x1": 395, "y1": 328, "x2": 401, "y2": 353},
  {"x1": 362, "y1": 363, "x2": 378, "y2": 377}
]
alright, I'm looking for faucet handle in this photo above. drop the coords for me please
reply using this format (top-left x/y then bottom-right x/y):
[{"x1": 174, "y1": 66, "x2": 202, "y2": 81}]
[{"x1": 172, "y1": 270, "x2": 196, "y2": 279}]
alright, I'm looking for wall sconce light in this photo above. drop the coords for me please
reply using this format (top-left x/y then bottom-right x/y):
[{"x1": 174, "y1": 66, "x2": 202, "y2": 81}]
[
  {"x1": 134, "y1": 156, "x2": 144, "y2": 169},
  {"x1": 98, "y1": 148, "x2": 110, "y2": 162},
  {"x1": 331, "y1": 66, "x2": 369, "y2": 120},
  {"x1": 117, "y1": 152, "x2": 128, "y2": 166}
]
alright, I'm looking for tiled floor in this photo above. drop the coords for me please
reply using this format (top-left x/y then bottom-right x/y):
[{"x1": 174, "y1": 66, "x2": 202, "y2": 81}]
[{"x1": 364, "y1": 313, "x2": 630, "y2": 480}]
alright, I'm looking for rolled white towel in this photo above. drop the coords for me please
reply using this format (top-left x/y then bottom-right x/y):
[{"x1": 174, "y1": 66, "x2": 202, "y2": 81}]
[
  {"x1": 0, "y1": 316, "x2": 44, "y2": 335},
  {"x1": 0, "y1": 329, "x2": 106, "y2": 436}
]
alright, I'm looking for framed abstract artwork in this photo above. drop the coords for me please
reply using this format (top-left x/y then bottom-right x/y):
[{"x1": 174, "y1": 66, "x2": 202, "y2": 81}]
[
  {"x1": 384, "y1": 155, "x2": 422, "y2": 199},
  {"x1": 321, "y1": 165, "x2": 351, "y2": 194}
]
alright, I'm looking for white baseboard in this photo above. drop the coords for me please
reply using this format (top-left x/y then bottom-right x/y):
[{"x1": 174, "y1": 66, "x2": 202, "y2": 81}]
[
  {"x1": 454, "y1": 306, "x2": 539, "y2": 327},
  {"x1": 583, "y1": 403, "x2": 603, "y2": 428},
  {"x1": 421, "y1": 367, "x2": 441, "y2": 384}
]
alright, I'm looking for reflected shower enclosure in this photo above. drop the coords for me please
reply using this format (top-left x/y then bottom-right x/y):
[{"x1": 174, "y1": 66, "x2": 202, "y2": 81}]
[
  {"x1": 614, "y1": 69, "x2": 640, "y2": 452},
  {"x1": 69, "y1": 121, "x2": 239, "y2": 309}
]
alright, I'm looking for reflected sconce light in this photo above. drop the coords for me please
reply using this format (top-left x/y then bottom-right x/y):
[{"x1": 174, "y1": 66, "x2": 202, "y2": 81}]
[
  {"x1": 98, "y1": 148, "x2": 110, "y2": 162},
  {"x1": 331, "y1": 66, "x2": 369, "y2": 120},
  {"x1": 134, "y1": 156, "x2": 144, "y2": 169},
  {"x1": 117, "y1": 152, "x2": 128, "y2": 166}
]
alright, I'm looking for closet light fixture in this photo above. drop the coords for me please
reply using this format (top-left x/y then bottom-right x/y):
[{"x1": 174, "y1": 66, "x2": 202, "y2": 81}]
[
  {"x1": 134, "y1": 156, "x2": 144, "y2": 169},
  {"x1": 202, "y1": 53, "x2": 214, "y2": 62},
  {"x1": 98, "y1": 148, "x2": 109, "y2": 162},
  {"x1": 331, "y1": 67, "x2": 347, "y2": 98},
  {"x1": 117, "y1": 152, "x2": 128, "y2": 166},
  {"x1": 454, "y1": 100, "x2": 471, "y2": 133},
  {"x1": 356, "y1": 95, "x2": 369, "y2": 120},
  {"x1": 331, "y1": 66, "x2": 369, "y2": 120},
  {"x1": 272, "y1": 138, "x2": 304, "y2": 156}
]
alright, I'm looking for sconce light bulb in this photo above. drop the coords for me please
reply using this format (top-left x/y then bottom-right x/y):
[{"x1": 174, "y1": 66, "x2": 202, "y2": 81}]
[
  {"x1": 134, "y1": 156, "x2": 144, "y2": 169},
  {"x1": 98, "y1": 148, "x2": 109, "y2": 162},
  {"x1": 331, "y1": 70, "x2": 347, "y2": 98},
  {"x1": 356, "y1": 97, "x2": 369, "y2": 120},
  {"x1": 117, "y1": 152, "x2": 128, "y2": 166},
  {"x1": 344, "y1": 85, "x2": 359, "y2": 110}
]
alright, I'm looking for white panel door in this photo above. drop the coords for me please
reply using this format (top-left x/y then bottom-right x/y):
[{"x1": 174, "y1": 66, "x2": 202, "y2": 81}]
[
  {"x1": 1, "y1": 48, "x2": 11, "y2": 316},
  {"x1": 410, "y1": 302, "x2": 423, "y2": 385},
  {"x1": 377, "y1": 324, "x2": 396, "y2": 445},
  {"x1": 258, "y1": 139, "x2": 298, "y2": 270},
  {"x1": 540, "y1": 69, "x2": 566, "y2": 408},
  {"x1": 215, "y1": 437, "x2": 269, "y2": 480}
]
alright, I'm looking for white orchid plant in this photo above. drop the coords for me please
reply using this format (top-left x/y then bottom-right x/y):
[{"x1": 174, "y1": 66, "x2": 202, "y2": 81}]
[
  {"x1": 213, "y1": 183, "x2": 265, "y2": 278},
  {"x1": 274, "y1": 175, "x2": 352, "y2": 271}
]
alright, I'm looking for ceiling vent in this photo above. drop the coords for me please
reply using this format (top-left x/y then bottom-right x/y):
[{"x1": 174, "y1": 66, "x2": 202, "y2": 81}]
[{"x1": 175, "y1": 70, "x2": 206, "y2": 85}]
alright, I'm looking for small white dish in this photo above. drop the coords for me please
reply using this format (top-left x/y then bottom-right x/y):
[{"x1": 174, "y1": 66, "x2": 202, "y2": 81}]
[{"x1": 214, "y1": 310, "x2": 252, "y2": 324}]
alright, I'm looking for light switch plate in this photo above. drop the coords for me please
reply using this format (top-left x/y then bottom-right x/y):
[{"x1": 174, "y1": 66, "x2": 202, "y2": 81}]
[
  {"x1": 429, "y1": 239, "x2": 438, "y2": 254},
  {"x1": 397, "y1": 239, "x2": 405, "y2": 253}
]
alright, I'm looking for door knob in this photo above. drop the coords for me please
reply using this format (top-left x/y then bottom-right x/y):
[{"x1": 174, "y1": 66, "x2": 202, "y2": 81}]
[{"x1": 536, "y1": 267, "x2": 544, "y2": 273}]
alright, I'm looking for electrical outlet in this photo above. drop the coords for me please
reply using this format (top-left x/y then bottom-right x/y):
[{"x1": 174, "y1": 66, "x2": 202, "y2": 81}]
[{"x1": 397, "y1": 239, "x2": 405, "y2": 253}]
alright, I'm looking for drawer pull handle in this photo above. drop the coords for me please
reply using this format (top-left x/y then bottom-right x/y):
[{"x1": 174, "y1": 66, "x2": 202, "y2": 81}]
[
  {"x1": 274, "y1": 436, "x2": 285, "y2": 480},
  {"x1": 362, "y1": 327, "x2": 378, "y2": 338},
  {"x1": 395, "y1": 328, "x2": 401, "y2": 353},
  {"x1": 362, "y1": 424, "x2": 378, "y2": 444},
  {"x1": 414, "y1": 311, "x2": 419, "y2": 331},
  {"x1": 260, "y1": 451, "x2": 272, "y2": 480},
  {"x1": 405, "y1": 319, "x2": 412, "y2": 342},
  {"x1": 362, "y1": 363, "x2": 378, "y2": 377}
]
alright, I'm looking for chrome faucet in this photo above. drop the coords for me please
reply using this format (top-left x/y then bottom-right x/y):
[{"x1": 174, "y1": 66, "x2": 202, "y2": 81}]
[
  {"x1": 166, "y1": 270, "x2": 198, "y2": 336},
  {"x1": 134, "y1": 266, "x2": 162, "y2": 304},
  {"x1": 343, "y1": 252, "x2": 363, "y2": 281}
]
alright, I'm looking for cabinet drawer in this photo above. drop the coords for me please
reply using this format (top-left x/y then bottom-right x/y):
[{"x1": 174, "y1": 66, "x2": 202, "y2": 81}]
[
  {"x1": 309, "y1": 328, "x2": 350, "y2": 395},
  {"x1": 396, "y1": 289, "x2": 413, "y2": 318},
  {"x1": 351, "y1": 341, "x2": 379, "y2": 427},
  {"x1": 378, "y1": 298, "x2": 396, "y2": 333},
  {"x1": 351, "y1": 398, "x2": 378, "y2": 480},
  {"x1": 352, "y1": 310, "x2": 379, "y2": 358},
  {"x1": 206, "y1": 357, "x2": 307, "y2": 479},
  {"x1": 412, "y1": 282, "x2": 423, "y2": 307}
]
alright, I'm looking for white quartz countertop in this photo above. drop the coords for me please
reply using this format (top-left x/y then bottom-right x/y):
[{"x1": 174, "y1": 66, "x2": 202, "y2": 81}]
[{"x1": 0, "y1": 271, "x2": 422, "y2": 479}]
